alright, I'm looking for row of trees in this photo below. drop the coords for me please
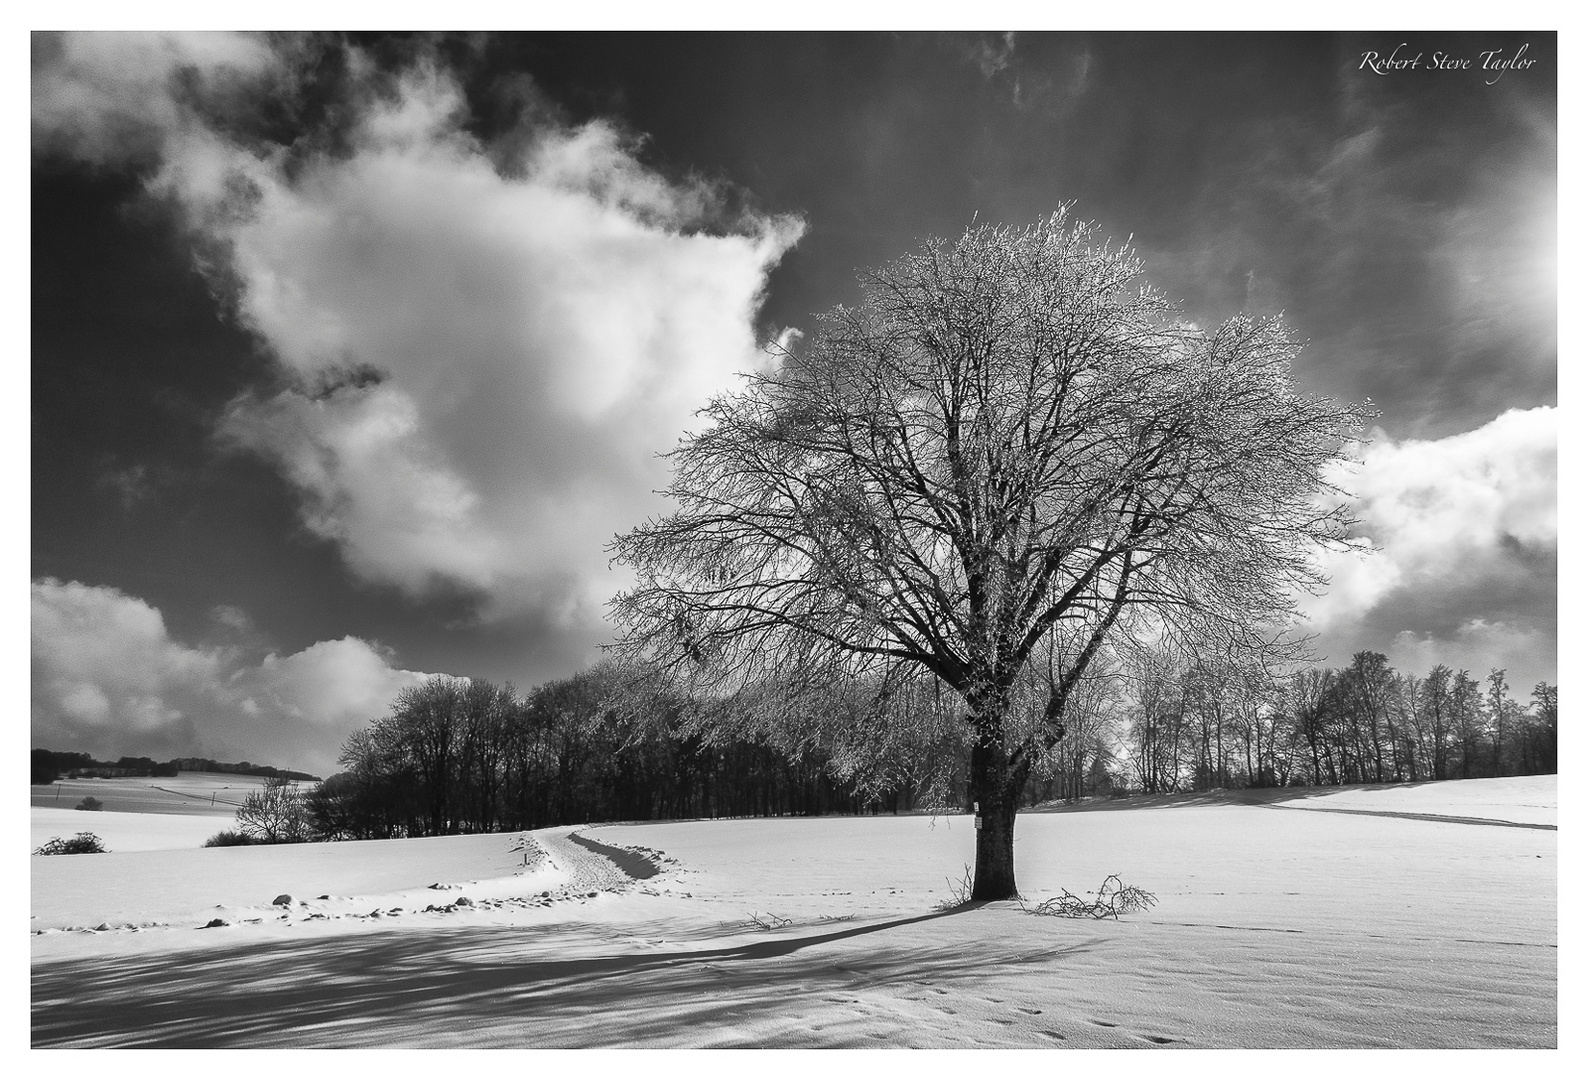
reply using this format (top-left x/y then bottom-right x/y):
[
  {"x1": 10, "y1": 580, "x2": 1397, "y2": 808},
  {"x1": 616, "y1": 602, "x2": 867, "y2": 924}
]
[
  {"x1": 303, "y1": 667, "x2": 933, "y2": 841},
  {"x1": 291, "y1": 645, "x2": 1552, "y2": 845},
  {"x1": 1117, "y1": 648, "x2": 1556, "y2": 795},
  {"x1": 30, "y1": 749, "x2": 319, "y2": 786},
  {"x1": 32, "y1": 751, "x2": 178, "y2": 784}
]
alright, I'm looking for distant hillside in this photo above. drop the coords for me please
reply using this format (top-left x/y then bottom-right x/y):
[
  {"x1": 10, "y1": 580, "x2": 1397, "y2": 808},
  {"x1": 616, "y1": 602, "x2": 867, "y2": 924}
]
[{"x1": 31, "y1": 749, "x2": 320, "y2": 786}]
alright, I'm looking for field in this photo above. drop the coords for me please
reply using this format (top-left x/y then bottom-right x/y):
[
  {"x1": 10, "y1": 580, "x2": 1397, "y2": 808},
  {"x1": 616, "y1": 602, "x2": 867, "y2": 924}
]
[{"x1": 30, "y1": 775, "x2": 1556, "y2": 1049}]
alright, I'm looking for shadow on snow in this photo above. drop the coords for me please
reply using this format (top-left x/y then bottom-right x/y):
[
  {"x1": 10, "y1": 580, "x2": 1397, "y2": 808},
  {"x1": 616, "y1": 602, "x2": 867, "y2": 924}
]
[{"x1": 32, "y1": 904, "x2": 1100, "y2": 1047}]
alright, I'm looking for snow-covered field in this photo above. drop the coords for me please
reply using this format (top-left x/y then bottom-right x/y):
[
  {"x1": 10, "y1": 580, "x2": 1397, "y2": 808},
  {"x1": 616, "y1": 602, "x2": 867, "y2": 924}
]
[
  {"x1": 31, "y1": 771, "x2": 277, "y2": 816},
  {"x1": 29, "y1": 776, "x2": 1556, "y2": 1048}
]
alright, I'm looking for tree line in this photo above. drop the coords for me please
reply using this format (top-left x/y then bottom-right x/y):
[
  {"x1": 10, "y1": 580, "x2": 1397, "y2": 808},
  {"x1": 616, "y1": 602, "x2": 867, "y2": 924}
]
[
  {"x1": 31, "y1": 750, "x2": 178, "y2": 784},
  {"x1": 30, "y1": 749, "x2": 320, "y2": 786},
  {"x1": 304, "y1": 666, "x2": 921, "y2": 841},
  {"x1": 1115, "y1": 647, "x2": 1555, "y2": 795},
  {"x1": 290, "y1": 645, "x2": 1554, "y2": 844}
]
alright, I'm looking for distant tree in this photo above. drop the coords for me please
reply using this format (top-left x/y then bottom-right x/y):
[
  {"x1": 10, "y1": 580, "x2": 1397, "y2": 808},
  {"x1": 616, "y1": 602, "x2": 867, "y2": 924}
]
[
  {"x1": 1285, "y1": 667, "x2": 1336, "y2": 786},
  {"x1": 1486, "y1": 669, "x2": 1510, "y2": 777},
  {"x1": 304, "y1": 772, "x2": 367, "y2": 841},
  {"x1": 614, "y1": 211, "x2": 1367, "y2": 898},
  {"x1": 31, "y1": 749, "x2": 92, "y2": 785},
  {"x1": 1450, "y1": 671, "x2": 1483, "y2": 777},
  {"x1": 1526, "y1": 682, "x2": 1558, "y2": 774},
  {"x1": 32, "y1": 749, "x2": 60, "y2": 785},
  {"x1": 74, "y1": 796, "x2": 103, "y2": 811},
  {"x1": 390, "y1": 675, "x2": 470, "y2": 835},
  {"x1": 1422, "y1": 664, "x2": 1454, "y2": 781},
  {"x1": 234, "y1": 777, "x2": 311, "y2": 843}
]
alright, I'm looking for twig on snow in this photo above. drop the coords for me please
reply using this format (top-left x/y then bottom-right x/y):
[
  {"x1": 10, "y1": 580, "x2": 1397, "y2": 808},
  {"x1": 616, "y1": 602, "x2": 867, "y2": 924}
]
[{"x1": 1020, "y1": 874, "x2": 1157, "y2": 919}]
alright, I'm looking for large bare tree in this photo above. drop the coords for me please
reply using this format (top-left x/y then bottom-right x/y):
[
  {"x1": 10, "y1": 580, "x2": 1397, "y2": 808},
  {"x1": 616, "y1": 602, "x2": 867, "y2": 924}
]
[{"x1": 610, "y1": 210, "x2": 1366, "y2": 899}]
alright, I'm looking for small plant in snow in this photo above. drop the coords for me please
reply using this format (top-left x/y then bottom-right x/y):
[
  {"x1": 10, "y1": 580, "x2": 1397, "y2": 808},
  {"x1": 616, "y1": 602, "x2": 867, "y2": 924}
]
[
  {"x1": 35, "y1": 832, "x2": 107, "y2": 855},
  {"x1": 936, "y1": 863, "x2": 975, "y2": 909},
  {"x1": 747, "y1": 911, "x2": 792, "y2": 930},
  {"x1": 1020, "y1": 874, "x2": 1158, "y2": 919}
]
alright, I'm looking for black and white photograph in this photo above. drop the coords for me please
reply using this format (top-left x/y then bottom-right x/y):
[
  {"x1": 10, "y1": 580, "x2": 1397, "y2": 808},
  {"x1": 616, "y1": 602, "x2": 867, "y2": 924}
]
[{"x1": 28, "y1": 28, "x2": 1557, "y2": 1050}]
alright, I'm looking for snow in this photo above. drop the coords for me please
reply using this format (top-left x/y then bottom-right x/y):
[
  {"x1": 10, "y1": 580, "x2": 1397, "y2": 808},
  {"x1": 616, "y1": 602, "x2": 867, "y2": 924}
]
[
  {"x1": 1278, "y1": 774, "x2": 1558, "y2": 826},
  {"x1": 30, "y1": 771, "x2": 277, "y2": 816},
  {"x1": 32, "y1": 807, "x2": 230, "y2": 853},
  {"x1": 29, "y1": 776, "x2": 1556, "y2": 1049}
]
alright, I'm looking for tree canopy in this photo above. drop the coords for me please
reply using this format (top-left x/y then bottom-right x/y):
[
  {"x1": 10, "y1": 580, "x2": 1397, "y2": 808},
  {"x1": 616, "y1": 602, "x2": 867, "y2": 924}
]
[{"x1": 610, "y1": 209, "x2": 1369, "y2": 898}]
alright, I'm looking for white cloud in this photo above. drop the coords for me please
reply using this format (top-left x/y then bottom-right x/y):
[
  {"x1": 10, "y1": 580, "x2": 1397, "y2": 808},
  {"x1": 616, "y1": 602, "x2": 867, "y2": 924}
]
[
  {"x1": 1386, "y1": 619, "x2": 1553, "y2": 689},
  {"x1": 33, "y1": 39, "x2": 804, "y2": 634},
  {"x1": 32, "y1": 579, "x2": 432, "y2": 776},
  {"x1": 1303, "y1": 405, "x2": 1556, "y2": 624},
  {"x1": 31, "y1": 31, "x2": 278, "y2": 164},
  {"x1": 1299, "y1": 406, "x2": 1555, "y2": 687}
]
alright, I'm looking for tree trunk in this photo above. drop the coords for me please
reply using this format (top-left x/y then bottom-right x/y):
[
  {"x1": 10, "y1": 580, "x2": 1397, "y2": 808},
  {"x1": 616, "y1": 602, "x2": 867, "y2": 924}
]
[{"x1": 968, "y1": 724, "x2": 1025, "y2": 901}]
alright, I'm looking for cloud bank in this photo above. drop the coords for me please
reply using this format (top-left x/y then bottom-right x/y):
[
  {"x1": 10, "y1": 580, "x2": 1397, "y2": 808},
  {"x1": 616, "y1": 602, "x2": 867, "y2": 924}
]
[
  {"x1": 31, "y1": 579, "x2": 431, "y2": 777},
  {"x1": 33, "y1": 34, "x2": 803, "y2": 636},
  {"x1": 1301, "y1": 405, "x2": 1556, "y2": 688}
]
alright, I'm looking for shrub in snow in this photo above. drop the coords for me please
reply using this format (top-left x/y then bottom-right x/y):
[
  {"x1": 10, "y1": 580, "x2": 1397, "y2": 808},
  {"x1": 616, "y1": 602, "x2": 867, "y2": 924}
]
[
  {"x1": 1021, "y1": 875, "x2": 1158, "y2": 919},
  {"x1": 203, "y1": 829, "x2": 262, "y2": 847},
  {"x1": 935, "y1": 864, "x2": 975, "y2": 910},
  {"x1": 35, "y1": 832, "x2": 107, "y2": 855},
  {"x1": 74, "y1": 796, "x2": 103, "y2": 811},
  {"x1": 234, "y1": 777, "x2": 313, "y2": 843}
]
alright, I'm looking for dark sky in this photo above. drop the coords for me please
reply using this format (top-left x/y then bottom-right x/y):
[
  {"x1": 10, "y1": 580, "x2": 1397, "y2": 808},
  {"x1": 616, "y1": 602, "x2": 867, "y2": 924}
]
[{"x1": 31, "y1": 32, "x2": 1556, "y2": 773}]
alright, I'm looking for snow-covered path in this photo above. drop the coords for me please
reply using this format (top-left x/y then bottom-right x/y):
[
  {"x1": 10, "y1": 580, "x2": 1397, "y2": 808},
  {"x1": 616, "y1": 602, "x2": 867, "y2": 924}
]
[{"x1": 539, "y1": 827, "x2": 649, "y2": 892}]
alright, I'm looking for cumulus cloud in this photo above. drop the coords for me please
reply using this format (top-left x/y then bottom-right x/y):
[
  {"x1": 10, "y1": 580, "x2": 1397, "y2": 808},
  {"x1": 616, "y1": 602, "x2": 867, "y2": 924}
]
[
  {"x1": 1385, "y1": 619, "x2": 1554, "y2": 691},
  {"x1": 32, "y1": 579, "x2": 432, "y2": 776},
  {"x1": 1300, "y1": 406, "x2": 1555, "y2": 687},
  {"x1": 33, "y1": 35, "x2": 804, "y2": 635},
  {"x1": 31, "y1": 31, "x2": 278, "y2": 164}
]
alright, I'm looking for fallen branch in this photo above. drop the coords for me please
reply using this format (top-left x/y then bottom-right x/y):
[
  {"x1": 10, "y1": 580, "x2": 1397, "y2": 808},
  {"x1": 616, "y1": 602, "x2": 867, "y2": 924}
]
[{"x1": 1020, "y1": 874, "x2": 1157, "y2": 919}]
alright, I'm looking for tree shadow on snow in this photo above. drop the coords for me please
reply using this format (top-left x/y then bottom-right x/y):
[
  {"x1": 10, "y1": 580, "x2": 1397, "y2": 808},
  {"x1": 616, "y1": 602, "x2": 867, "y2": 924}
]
[{"x1": 32, "y1": 905, "x2": 1100, "y2": 1047}]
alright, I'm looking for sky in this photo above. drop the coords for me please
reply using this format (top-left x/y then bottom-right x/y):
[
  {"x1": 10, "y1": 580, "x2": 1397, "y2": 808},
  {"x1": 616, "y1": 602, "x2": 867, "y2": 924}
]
[{"x1": 29, "y1": 31, "x2": 1557, "y2": 776}]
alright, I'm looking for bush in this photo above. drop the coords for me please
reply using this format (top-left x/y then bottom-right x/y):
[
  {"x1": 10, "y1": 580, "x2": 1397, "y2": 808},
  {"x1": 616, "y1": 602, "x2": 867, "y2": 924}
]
[
  {"x1": 234, "y1": 777, "x2": 313, "y2": 843},
  {"x1": 203, "y1": 829, "x2": 263, "y2": 847},
  {"x1": 35, "y1": 832, "x2": 107, "y2": 855},
  {"x1": 75, "y1": 796, "x2": 104, "y2": 811}
]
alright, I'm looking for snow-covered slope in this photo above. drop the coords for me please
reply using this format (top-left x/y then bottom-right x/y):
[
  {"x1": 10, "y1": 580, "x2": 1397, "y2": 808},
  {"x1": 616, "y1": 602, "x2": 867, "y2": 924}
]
[{"x1": 30, "y1": 776, "x2": 1556, "y2": 1048}]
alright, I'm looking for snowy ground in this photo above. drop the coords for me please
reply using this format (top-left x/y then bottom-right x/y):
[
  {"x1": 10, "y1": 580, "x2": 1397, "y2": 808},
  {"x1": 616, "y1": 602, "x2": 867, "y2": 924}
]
[
  {"x1": 31, "y1": 771, "x2": 277, "y2": 816},
  {"x1": 29, "y1": 776, "x2": 1556, "y2": 1048}
]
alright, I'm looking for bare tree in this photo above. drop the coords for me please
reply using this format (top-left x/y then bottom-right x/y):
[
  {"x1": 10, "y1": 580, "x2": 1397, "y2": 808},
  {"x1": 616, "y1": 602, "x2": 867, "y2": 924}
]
[
  {"x1": 611, "y1": 210, "x2": 1366, "y2": 899},
  {"x1": 1423, "y1": 664, "x2": 1456, "y2": 780},
  {"x1": 1486, "y1": 668, "x2": 1511, "y2": 777},
  {"x1": 235, "y1": 777, "x2": 310, "y2": 843}
]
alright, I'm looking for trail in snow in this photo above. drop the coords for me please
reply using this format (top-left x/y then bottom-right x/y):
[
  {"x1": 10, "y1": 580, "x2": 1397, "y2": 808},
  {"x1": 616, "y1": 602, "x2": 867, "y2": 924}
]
[{"x1": 539, "y1": 826, "x2": 661, "y2": 891}]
